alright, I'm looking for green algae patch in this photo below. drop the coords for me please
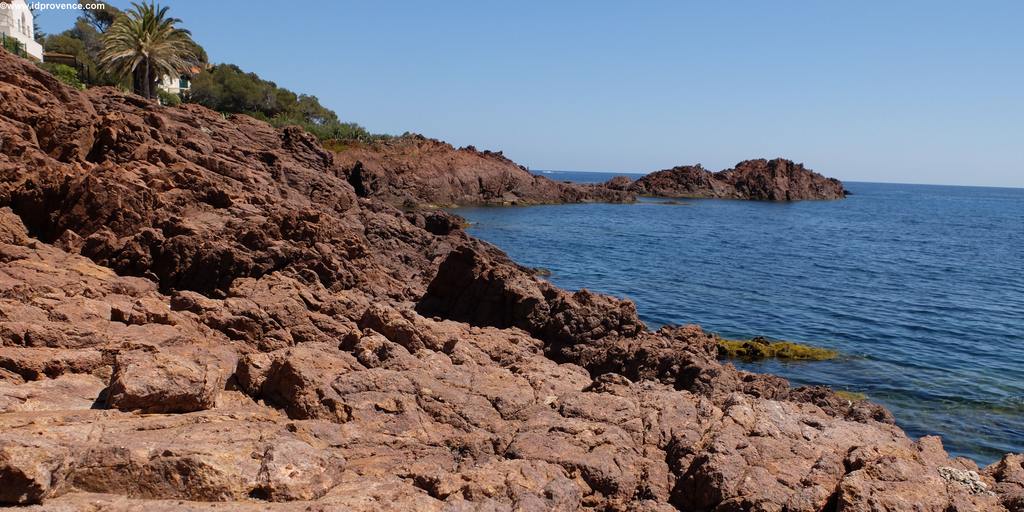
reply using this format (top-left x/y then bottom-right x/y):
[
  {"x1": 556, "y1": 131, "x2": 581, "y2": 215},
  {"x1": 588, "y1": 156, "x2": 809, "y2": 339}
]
[
  {"x1": 835, "y1": 390, "x2": 867, "y2": 402},
  {"x1": 717, "y1": 336, "x2": 838, "y2": 361}
]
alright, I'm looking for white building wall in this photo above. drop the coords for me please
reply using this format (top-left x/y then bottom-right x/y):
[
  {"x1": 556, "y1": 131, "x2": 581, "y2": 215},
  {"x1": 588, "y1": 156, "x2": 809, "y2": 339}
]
[
  {"x1": 158, "y1": 74, "x2": 191, "y2": 96},
  {"x1": 0, "y1": 0, "x2": 43, "y2": 60}
]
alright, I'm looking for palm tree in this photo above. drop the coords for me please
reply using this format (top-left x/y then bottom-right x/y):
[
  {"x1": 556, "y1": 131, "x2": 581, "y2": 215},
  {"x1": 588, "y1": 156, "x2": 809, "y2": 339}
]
[{"x1": 98, "y1": 2, "x2": 197, "y2": 100}]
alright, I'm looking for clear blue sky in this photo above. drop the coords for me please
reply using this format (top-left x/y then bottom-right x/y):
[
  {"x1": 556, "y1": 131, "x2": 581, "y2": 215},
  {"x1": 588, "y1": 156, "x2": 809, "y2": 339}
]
[{"x1": 39, "y1": 1, "x2": 1023, "y2": 187}]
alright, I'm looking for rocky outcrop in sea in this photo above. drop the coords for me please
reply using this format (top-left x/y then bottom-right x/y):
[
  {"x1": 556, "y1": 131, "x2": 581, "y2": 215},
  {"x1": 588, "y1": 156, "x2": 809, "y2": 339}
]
[
  {"x1": 0, "y1": 50, "x2": 1020, "y2": 510},
  {"x1": 610, "y1": 158, "x2": 849, "y2": 200}
]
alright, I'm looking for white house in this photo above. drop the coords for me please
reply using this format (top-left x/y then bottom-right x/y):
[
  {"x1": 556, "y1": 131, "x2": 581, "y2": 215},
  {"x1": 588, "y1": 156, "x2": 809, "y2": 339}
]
[
  {"x1": 0, "y1": 0, "x2": 43, "y2": 60},
  {"x1": 157, "y1": 65, "x2": 202, "y2": 99},
  {"x1": 158, "y1": 73, "x2": 192, "y2": 96}
]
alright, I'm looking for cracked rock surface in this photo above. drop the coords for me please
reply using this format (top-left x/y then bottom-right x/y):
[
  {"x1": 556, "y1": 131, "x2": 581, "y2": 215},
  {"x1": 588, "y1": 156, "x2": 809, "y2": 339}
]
[{"x1": 0, "y1": 50, "x2": 1019, "y2": 510}]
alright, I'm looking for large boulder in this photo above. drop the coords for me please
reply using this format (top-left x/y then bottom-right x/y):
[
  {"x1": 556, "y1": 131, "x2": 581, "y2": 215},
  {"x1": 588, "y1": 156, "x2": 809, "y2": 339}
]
[
  {"x1": 418, "y1": 244, "x2": 645, "y2": 346},
  {"x1": 235, "y1": 345, "x2": 361, "y2": 421},
  {"x1": 106, "y1": 350, "x2": 222, "y2": 413}
]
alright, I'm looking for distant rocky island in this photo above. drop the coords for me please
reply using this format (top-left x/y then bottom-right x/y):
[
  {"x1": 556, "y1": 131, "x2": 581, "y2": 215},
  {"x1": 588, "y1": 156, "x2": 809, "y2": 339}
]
[
  {"x1": 607, "y1": 158, "x2": 848, "y2": 201},
  {"x1": 333, "y1": 141, "x2": 846, "y2": 207},
  {"x1": 1, "y1": 49, "x2": 1021, "y2": 511}
]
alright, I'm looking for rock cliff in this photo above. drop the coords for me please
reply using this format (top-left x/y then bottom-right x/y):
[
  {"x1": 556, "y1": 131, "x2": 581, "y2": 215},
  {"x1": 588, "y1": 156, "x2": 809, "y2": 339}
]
[
  {"x1": 0, "y1": 50, "x2": 1020, "y2": 511},
  {"x1": 612, "y1": 159, "x2": 848, "y2": 200},
  {"x1": 333, "y1": 136, "x2": 634, "y2": 207}
]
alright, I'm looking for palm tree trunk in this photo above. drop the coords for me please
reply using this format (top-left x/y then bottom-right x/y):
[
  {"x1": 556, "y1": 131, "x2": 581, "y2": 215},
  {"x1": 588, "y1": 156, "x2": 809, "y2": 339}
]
[
  {"x1": 132, "y1": 68, "x2": 141, "y2": 96},
  {"x1": 143, "y1": 60, "x2": 151, "y2": 100}
]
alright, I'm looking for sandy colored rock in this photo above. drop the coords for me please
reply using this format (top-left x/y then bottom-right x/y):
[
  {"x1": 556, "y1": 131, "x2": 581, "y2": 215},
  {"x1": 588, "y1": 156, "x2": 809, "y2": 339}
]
[
  {"x1": 106, "y1": 349, "x2": 222, "y2": 413},
  {"x1": 0, "y1": 207, "x2": 28, "y2": 245},
  {"x1": 0, "y1": 438, "x2": 69, "y2": 505},
  {"x1": 0, "y1": 373, "x2": 105, "y2": 412}
]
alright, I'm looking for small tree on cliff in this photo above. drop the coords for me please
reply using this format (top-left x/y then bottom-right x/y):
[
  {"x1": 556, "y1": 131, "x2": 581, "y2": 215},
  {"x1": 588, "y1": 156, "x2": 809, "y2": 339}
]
[{"x1": 98, "y1": 2, "x2": 197, "y2": 100}]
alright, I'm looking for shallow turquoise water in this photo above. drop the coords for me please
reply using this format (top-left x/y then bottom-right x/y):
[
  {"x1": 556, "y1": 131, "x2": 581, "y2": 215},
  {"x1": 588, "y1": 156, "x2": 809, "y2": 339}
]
[{"x1": 456, "y1": 173, "x2": 1024, "y2": 464}]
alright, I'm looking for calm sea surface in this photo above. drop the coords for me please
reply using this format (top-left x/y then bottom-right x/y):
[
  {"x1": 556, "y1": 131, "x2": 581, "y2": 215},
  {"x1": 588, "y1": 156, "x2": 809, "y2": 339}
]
[{"x1": 455, "y1": 171, "x2": 1024, "y2": 464}]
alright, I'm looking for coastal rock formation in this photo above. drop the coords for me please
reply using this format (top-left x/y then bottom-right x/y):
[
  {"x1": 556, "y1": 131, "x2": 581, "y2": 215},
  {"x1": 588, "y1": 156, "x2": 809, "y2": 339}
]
[
  {"x1": 333, "y1": 135, "x2": 634, "y2": 207},
  {"x1": 612, "y1": 159, "x2": 848, "y2": 200},
  {"x1": 0, "y1": 50, "x2": 1018, "y2": 510}
]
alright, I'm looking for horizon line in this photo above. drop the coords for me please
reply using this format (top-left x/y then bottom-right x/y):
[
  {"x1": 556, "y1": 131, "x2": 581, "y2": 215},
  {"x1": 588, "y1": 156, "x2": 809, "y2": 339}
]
[{"x1": 529, "y1": 169, "x2": 1024, "y2": 191}]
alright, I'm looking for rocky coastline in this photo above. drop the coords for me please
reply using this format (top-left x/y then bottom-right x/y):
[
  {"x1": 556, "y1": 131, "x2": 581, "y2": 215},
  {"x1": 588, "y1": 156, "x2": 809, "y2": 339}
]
[
  {"x1": 0, "y1": 50, "x2": 1022, "y2": 511},
  {"x1": 608, "y1": 159, "x2": 849, "y2": 201},
  {"x1": 332, "y1": 136, "x2": 634, "y2": 207}
]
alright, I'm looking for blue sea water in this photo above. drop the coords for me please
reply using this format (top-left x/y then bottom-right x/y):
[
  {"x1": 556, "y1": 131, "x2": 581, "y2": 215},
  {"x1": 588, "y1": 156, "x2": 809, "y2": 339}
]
[{"x1": 456, "y1": 171, "x2": 1024, "y2": 465}]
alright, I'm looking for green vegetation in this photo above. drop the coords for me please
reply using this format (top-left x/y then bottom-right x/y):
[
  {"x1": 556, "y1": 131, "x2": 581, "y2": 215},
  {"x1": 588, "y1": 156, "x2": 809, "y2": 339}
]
[
  {"x1": 36, "y1": 1, "x2": 382, "y2": 142},
  {"x1": 187, "y1": 63, "x2": 387, "y2": 142},
  {"x1": 834, "y1": 390, "x2": 867, "y2": 402},
  {"x1": 42, "y1": 2, "x2": 127, "y2": 87},
  {"x1": 717, "y1": 336, "x2": 838, "y2": 361},
  {"x1": 157, "y1": 88, "x2": 181, "y2": 106},
  {"x1": 99, "y1": 2, "x2": 200, "y2": 100},
  {"x1": 1, "y1": 34, "x2": 28, "y2": 58},
  {"x1": 39, "y1": 63, "x2": 85, "y2": 89}
]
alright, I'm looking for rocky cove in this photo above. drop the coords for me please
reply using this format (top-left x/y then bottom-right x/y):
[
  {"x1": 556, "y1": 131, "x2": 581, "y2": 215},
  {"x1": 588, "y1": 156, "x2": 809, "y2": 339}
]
[{"x1": 1, "y1": 48, "x2": 1023, "y2": 512}]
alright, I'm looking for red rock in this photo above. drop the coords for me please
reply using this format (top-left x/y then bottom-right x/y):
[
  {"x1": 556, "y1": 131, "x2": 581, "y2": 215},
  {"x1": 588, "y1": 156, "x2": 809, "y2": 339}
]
[
  {"x1": 622, "y1": 158, "x2": 848, "y2": 200},
  {"x1": 418, "y1": 244, "x2": 645, "y2": 345},
  {"x1": 236, "y1": 345, "x2": 359, "y2": 422},
  {"x1": 0, "y1": 373, "x2": 105, "y2": 412},
  {"x1": 0, "y1": 48, "x2": 1015, "y2": 511},
  {"x1": 107, "y1": 349, "x2": 222, "y2": 413},
  {"x1": 0, "y1": 438, "x2": 69, "y2": 505},
  {"x1": 251, "y1": 438, "x2": 346, "y2": 501},
  {"x1": 988, "y1": 454, "x2": 1024, "y2": 511},
  {"x1": 0, "y1": 207, "x2": 28, "y2": 245},
  {"x1": 333, "y1": 134, "x2": 634, "y2": 207}
]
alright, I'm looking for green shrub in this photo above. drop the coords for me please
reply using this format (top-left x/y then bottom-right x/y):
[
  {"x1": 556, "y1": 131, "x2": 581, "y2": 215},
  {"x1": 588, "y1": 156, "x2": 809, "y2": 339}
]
[
  {"x1": 187, "y1": 63, "x2": 388, "y2": 142},
  {"x1": 158, "y1": 89, "x2": 182, "y2": 106},
  {"x1": 42, "y1": 22, "x2": 126, "y2": 87},
  {"x1": 39, "y1": 63, "x2": 85, "y2": 90},
  {"x1": 2, "y1": 35, "x2": 27, "y2": 58}
]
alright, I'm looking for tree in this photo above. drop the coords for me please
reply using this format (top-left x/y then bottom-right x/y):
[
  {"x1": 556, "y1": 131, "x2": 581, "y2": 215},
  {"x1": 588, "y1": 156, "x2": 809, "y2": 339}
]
[
  {"x1": 29, "y1": 5, "x2": 45, "y2": 42},
  {"x1": 187, "y1": 63, "x2": 301, "y2": 116},
  {"x1": 45, "y1": 2, "x2": 122, "y2": 86},
  {"x1": 43, "y1": 30, "x2": 113, "y2": 87},
  {"x1": 78, "y1": 0, "x2": 121, "y2": 33},
  {"x1": 186, "y1": 63, "x2": 383, "y2": 142},
  {"x1": 98, "y1": 2, "x2": 198, "y2": 100}
]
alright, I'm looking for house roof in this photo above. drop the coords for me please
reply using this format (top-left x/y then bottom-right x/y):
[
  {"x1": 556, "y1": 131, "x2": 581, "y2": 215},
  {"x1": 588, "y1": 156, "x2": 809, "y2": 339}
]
[{"x1": 43, "y1": 52, "x2": 79, "y2": 66}]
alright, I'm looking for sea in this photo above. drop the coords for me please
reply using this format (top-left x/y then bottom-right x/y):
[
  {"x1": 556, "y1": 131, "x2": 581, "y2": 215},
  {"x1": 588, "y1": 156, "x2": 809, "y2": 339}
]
[{"x1": 453, "y1": 170, "x2": 1024, "y2": 465}]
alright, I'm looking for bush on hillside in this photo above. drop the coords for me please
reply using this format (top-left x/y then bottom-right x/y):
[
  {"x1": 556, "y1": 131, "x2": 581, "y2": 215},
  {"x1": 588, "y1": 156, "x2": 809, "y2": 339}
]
[
  {"x1": 43, "y1": 21, "x2": 121, "y2": 87},
  {"x1": 187, "y1": 63, "x2": 387, "y2": 142},
  {"x1": 158, "y1": 89, "x2": 182, "y2": 106},
  {"x1": 40, "y1": 62, "x2": 85, "y2": 89}
]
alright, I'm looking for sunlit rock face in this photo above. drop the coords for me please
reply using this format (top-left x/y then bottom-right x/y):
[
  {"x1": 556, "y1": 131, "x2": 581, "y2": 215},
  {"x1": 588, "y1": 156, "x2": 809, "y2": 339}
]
[{"x1": 0, "y1": 49, "x2": 1016, "y2": 511}]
